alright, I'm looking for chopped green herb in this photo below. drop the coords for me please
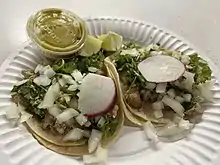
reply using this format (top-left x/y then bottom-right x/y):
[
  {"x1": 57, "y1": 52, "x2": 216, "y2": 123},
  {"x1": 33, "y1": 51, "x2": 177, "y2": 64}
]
[{"x1": 189, "y1": 54, "x2": 212, "y2": 84}]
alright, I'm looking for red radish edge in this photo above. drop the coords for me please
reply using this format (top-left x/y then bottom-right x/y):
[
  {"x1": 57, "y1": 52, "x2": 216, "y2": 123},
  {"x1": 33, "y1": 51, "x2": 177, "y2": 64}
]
[{"x1": 86, "y1": 92, "x2": 117, "y2": 118}]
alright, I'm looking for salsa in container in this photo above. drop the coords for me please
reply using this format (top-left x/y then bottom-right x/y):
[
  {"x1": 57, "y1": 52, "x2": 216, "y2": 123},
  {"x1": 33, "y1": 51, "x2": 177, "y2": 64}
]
[{"x1": 26, "y1": 8, "x2": 87, "y2": 59}]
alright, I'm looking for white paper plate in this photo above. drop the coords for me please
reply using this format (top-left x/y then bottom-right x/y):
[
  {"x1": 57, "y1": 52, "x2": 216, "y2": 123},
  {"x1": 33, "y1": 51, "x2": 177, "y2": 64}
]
[{"x1": 0, "y1": 17, "x2": 220, "y2": 165}]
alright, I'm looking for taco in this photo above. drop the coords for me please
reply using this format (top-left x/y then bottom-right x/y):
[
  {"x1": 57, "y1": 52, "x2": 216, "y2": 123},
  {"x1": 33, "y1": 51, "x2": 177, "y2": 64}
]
[
  {"x1": 104, "y1": 37, "x2": 213, "y2": 141},
  {"x1": 9, "y1": 35, "x2": 124, "y2": 155}
]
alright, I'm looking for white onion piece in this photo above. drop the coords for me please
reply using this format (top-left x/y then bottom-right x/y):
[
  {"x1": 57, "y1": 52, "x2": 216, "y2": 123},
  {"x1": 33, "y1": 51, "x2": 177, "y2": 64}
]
[
  {"x1": 62, "y1": 75, "x2": 77, "y2": 85},
  {"x1": 56, "y1": 108, "x2": 79, "y2": 123},
  {"x1": 156, "y1": 83, "x2": 167, "y2": 93},
  {"x1": 75, "y1": 114, "x2": 88, "y2": 126},
  {"x1": 88, "y1": 129, "x2": 102, "y2": 153},
  {"x1": 162, "y1": 95, "x2": 185, "y2": 116},
  {"x1": 58, "y1": 78, "x2": 67, "y2": 87},
  {"x1": 143, "y1": 121, "x2": 158, "y2": 143},
  {"x1": 48, "y1": 105, "x2": 61, "y2": 117},
  {"x1": 157, "y1": 122, "x2": 193, "y2": 142},
  {"x1": 198, "y1": 81, "x2": 213, "y2": 102},
  {"x1": 88, "y1": 67, "x2": 99, "y2": 73},
  {"x1": 15, "y1": 79, "x2": 28, "y2": 86},
  {"x1": 179, "y1": 119, "x2": 192, "y2": 129},
  {"x1": 34, "y1": 64, "x2": 44, "y2": 74},
  {"x1": 97, "y1": 117, "x2": 106, "y2": 127},
  {"x1": 85, "y1": 121, "x2": 91, "y2": 127},
  {"x1": 39, "y1": 83, "x2": 60, "y2": 108},
  {"x1": 71, "y1": 69, "x2": 83, "y2": 82},
  {"x1": 18, "y1": 103, "x2": 32, "y2": 123},
  {"x1": 43, "y1": 66, "x2": 56, "y2": 78},
  {"x1": 167, "y1": 88, "x2": 176, "y2": 98},
  {"x1": 153, "y1": 109, "x2": 163, "y2": 119},
  {"x1": 183, "y1": 94, "x2": 192, "y2": 102},
  {"x1": 67, "y1": 84, "x2": 78, "y2": 91},
  {"x1": 63, "y1": 128, "x2": 83, "y2": 141},
  {"x1": 83, "y1": 130, "x2": 91, "y2": 138},
  {"x1": 181, "y1": 55, "x2": 190, "y2": 65},
  {"x1": 34, "y1": 75, "x2": 51, "y2": 86},
  {"x1": 182, "y1": 71, "x2": 195, "y2": 91},
  {"x1": 83, "y1": 145, "x2": 108, "y2": 164},
  {"x1": 152, "y1": 101, "x2": 164, "y2": 111},
  {"x1": 5, "y1": 103, "x2": 20, "y2": 119},
  {"x1": 138, "y1": 55, "x2": 185, "y2": 83},
  {"x1": 146, "y1": 82, "x2": 156, "y2": 90},
  {"x1": 175, "y1": 96, "x2": 184, "y2": 103},
  {"x1": 78, "y1": 73, "x2": 116, "y2": 117},
  {"x1": 69, "y1": 98, "x2": 78, "y2": 109}
]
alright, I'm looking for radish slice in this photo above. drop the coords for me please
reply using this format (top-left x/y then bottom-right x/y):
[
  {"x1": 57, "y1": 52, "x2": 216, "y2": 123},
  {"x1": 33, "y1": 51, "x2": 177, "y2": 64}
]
[
  {"x1": 138, "y1": 55, "x2": 185, "y2": 83},
  {"x1": 78, "y1": 73, "x2": 116, "y2": 117}
]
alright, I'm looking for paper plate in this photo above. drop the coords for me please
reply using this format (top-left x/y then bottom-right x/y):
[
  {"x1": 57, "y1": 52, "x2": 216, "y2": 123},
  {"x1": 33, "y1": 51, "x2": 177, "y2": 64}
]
[{"x1": 0, "y1": 17, "x2": 220, "y2": 165}]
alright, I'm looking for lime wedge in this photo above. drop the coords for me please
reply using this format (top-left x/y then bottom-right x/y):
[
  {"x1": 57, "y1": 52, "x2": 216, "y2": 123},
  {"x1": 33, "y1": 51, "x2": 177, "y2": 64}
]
[
  {"x1": 80, "y1": 35, "x2": 102, "y2": 57},
  {"x1": 99, "y1": 31, "x2": 123, "y2": 51}
]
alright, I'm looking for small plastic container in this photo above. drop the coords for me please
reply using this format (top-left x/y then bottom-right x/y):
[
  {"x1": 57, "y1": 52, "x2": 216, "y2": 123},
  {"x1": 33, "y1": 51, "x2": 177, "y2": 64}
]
[{"x1": 26, "y1": 8, "x2": 87, "y2": 59}]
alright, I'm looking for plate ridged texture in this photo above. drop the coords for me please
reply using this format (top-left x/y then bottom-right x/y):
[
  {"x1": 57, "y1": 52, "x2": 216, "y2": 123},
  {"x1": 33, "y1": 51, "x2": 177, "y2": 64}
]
[{"x1": 0, "y1": 17, "x2": 220, "y2": 165}]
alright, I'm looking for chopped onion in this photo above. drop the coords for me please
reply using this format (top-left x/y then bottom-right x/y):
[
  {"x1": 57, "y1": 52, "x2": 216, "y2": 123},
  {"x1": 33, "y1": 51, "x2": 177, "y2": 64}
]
[
  {"x1": 85, "y1": 121, "x2": 91, "y2": 127},
  {"x1": 198, "y1": 81, "x2": 213, "y2": 102},
  {"x1": 18, "y1": 103, "x2": 32, "y2": 123},
  {"x1": 69, "y1": 97, "x2": 78, "y2": 109},
  {"x1": 34, "y1": 64, "x2": 44, "y2": 74},
  {"x1": 58, "y1": 78, "x2": 67, "y2": 87},
  {"x1": 5, "y1": 103, "x2": 20, "y2": 119},
  {"x1": 179, "y1": 119, "x2": 192, "y2": 129},
  {"x1": 56, "y1": 108, "x2": 79, "y2": 123},
  {"x1": 152, "y1": 101, "x2": 164, "y2": 111},
  {"x1": 146, "y1": 82, "x2": 156, "y2": 90},
  {"x1": 62, "y1": 74, "x2": 77, "y2": 85},
  {"x1": 83, "y1": 145, "x2": 108, "y2": 164},
  {"x1": 83, "y1": 130, "x2": 91, "y2": 138},
  {"x1": 183, "y1": 93, "x2": 192, "y2": 102},
  {"x1": 48, "y1": 105, "x2": 61, "y2": 117},
  {"x1": 153, "y1": 109, "x2": 163, "y2": 119},
  {"x1": 88, "y1": 67, "x2": 99, "y2": 73},
  {"x1": 38, "y1": 83, "x2": 60, "y2": 108},
  {"x1": 88, "y1": 129, "x2": 102, "y2": 153},
  {"x1": 157, "y1": 122, "x2": 179, "y2": 137},
  {"x1": 63, "y1": 94, "x2": 71, "y2": 103},
  {"x1": 71, "y1": 69, "x2": 83, "y2": 82},
  {"x1": 182, "y1": 71, "x2": 195, "y2": 91},
  {"x1": 15, "y1": 79, "x2": 28, "y2": 86},
  {"x1": 67, "y1": 84, "x2": 78, "y2": 91},
  {"x1": 175, "y1": 96, "x2": 184, "y2": 103},
  {"x1": 167, "y1": 88, "x2": 176, "y2": 98},
  {"x1": 162, "y1": 95, "x2": 185, "y2": 116},
  {"x1": 43, "y1": 66, "x2": 56, "y2": 78},
  {"x1": 97, "y1": 117, "x2": 106, "y2": 127},
  {"x1": 172, "y1": 51, "x2": 182, "y2": 60},
  {"x1": 157, "y1": 121, "x2": 193, "y2": 142},
  {"x1": 143, "y1": 121, "x2": 158, "y2": 143},
  {"x1": 75, "y1": 114, "x2": 88, "y2": 126},
  {"x1": 34, "y1": 75, "x2": 51, "y2": 86},
  {"x1": 120, "y1": 48, "x2": 139, "y2": 57},
  {"x1": 63, "y1": 128, "x2": 83, "y2": 141},
  {"x1": 156, "y1": 83, "x2": 167, "y2": 93},
  {"x1": 181, "y1": 55, "x2": 190, "y2": 65}
]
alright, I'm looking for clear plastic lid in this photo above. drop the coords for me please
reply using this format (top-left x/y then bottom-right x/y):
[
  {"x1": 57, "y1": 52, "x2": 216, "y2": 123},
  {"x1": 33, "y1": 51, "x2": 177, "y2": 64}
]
[{"x1": 27, "y1": 8, "x2": 87, "y2": 54}]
